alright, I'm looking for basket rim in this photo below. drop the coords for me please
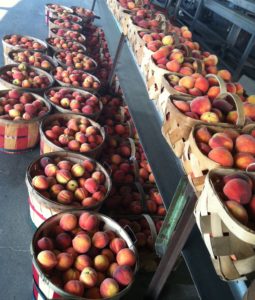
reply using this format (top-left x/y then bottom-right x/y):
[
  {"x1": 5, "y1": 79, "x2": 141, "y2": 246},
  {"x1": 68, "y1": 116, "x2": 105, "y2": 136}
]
[{"x1": 2, "y1": 34, "x2": 47, "y2": 51}]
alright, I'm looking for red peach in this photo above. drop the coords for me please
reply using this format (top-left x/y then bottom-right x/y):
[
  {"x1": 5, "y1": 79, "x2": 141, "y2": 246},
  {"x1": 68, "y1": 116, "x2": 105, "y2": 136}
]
[
  {"x1": 113, "y1": 265, "x2": 133, "y2": 286},
  {"x1": 60, "y1": 213, "x2": 77, "y2": 231},
  {"x1": 72, "y1": 233, "x2": 91, "y2": 253},
  {"x1": 74, "y1": 254, "x2": 92, "y2": 271},
  {"x1": 56, "y1": 232, "x2": 72, "y2": 250},
  {"x1": 116, "y1": 248, "x2": 136, "y2": 267},
  {"x1": 64, "y1": 280, "x2": 84, "y2": 297},
  {"x1": 110, "y1": 238, "x2": 127, "y2": 254},
  {"x1": 37, "y1": 250, "x2": 57, "y2": 270},
  {"x1": 94, "y1": 254, "x2": 110, "y2": 272},
  {"x1": 79, "y1": 212, "x2": 99, "y2": 231},
  {"x1": 100, "y1": 278, "x2": 119, "y2": 298},
  {"x1": 37, "y1": 237, "x2": 54, "y2": 251},
  {"x1": 92, "y1": 232, "x2": 109, "y2": 249},
  {"x1": 56, "y1": 252, "x2": 74, "y2": 271}
]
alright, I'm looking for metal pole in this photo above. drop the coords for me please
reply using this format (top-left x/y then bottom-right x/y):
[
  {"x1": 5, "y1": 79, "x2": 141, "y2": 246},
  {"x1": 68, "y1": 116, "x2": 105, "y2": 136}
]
[
  {"x1": 91, "y1": 0, "x2": 97, "y2": 12},
  {"x1": 108, "y1": 33, "x2": 126, "y2": 87}
]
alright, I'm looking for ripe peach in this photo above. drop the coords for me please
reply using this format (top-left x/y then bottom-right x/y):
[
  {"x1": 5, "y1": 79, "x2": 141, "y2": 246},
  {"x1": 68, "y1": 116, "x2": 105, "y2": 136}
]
[
  {"x1": 62, "y1": 268, "x2": 80, "y2": 283},
  {"x1": 72, "y1": 233, "x2": 91, "y2": 253},
  {"x1": 236, "y1": 134, "x2": 255, "y2": 155},
  {"x1": 101, "y1": 249, "x2": 115, "y2": 263},
  {"x1": 44, "y1": 164, "x2": 58, "y2": 177},
  {"x1": 100, "y1": 278, "x2": 119, "y2": 298},
  {"x1": 244, "y1": 102, "x2": 255, "y2": 121},
  {"x1": 56, "y1": 252, "x2": 74, "y2": 271},
  {"x1": 66, "y1": 247, "x2": 78, "y2": 259},
  {"x1": 190, "y1": 96, "x2": 211, "y2": 115},
  {"x1": 223, "y1": 178, "x2": 252, "y2": 204},
  {"x1": 56, "y1": 232, "x2": 72, "y2": 250},
  {"x1": 92, "y1": 232, "x2": 109, "y2": 249},
  {"x1": 79, "y1": 212, "x2": 98, "y2": 231},
  {"x1": 92, "y1": 171, "x2": 105, "y2": 184},
  {"x1": 71, "y1": 163, "x2": 85, "y2": 177},
  {"x1": 94, "y1": 254, "x2": 110, "y2": 272},
  {"x1": 179, "y1": 76, "x2": 195, "y2": 89},
  {"x1": 37, "y1": 250, "x2": 57, "y2": 270},
  {"x1": 204, "y1": 54, "x2": 218, "y2": 66},
  {"x1": 74, "y1": 187, "x2": 88, "y2": 201},
  {"x1": 37, "y1": 237, "x2": 54, "y2": 251},
  {"x1": 110, "y1": 238, "x2": 127, "y2": 254},
  {"x1": 198, "y1": 142, "x2": 211, "y2": 155},
  {"x1": 209, "y1": 133, "x2": 233, "y2": 151},
  {"x1": 80, "y1": 267, "x2": 98, "y2": 287},
  {"x1": 235, "y1": 153, "x2": 255, "y2": 170},
  {"x1": 108, "y1": 262, "x2": 119, "y2": 277},
  {"x1": 152, "y1": 46, "x2": 170, "y2": 60},
  {"x1": 82, "y1": 197, "x2": 98, "y2": 207},
  {"x1": 58, "y1": 160, "x2": 73, "y2": 171},
  {"x1": 84, "y1": 287, "x2": 102, "y2": 299},
  {"x1": 208, "y1": 147, "x2": 234, "y2": 167},
  {"x1": 225, "y1": 201, "x2": 248, "y2": 225},
  {"x1": 169, "y1": 50, "x2": 184, "y2": 63},
  {"x1": 57, "y1": 190, "x2": 73, "y2": 204},
  {"x1": 166, "y1": 60, "x2": 181, "y2": 72},
  {"x1": 247, "y1": 95, "x2": 255, "y2": 104},
  {"x1": 113, "y1": 265, "x2": 133, "y2": 286},
  {"x1": 64, "y1": 280, "x2": 84, "y2": 297},
  {"x1": 56, "y1": 169, "x2": 72, "y2": 184},
  {"x1": 74, "y1": 254, "x2": 92, "y2": 271},
  {"x1": 194, "y1": 77, "x2": 209, "y2": 93},
  {"x1": 32, "y1": 175, "x2": 49, "y2": 190},
  {"x1": 195, "y1": 126, "x2": 212, "y2": 143},
  {"x1": 207, "y1": 86, "x2": 220, "y2": 100},
  {"x1": 116, "y1": 248, "x2": 136, "y2": 267},
  {"x1": 66, "y1": 180, "x2": 78, "y2": 192},
  {"x1": 60, "y1": 213, "x2": 77, "y2": 231},
  {"x1": 218, "y1": 69, "x2": 231, "y2": 81},
  {"x1": 189, "y1": 87, "x2": 202, "y2": 96},
  {"x1": 226, "y1": 111, "x2": 238, "y2": 124},
  {"x1": 84, "y1": 178, "x2": 99, "y2": 194},
  {"x1": 200, "y1": 112, "x2": 219, "y2": 123}
]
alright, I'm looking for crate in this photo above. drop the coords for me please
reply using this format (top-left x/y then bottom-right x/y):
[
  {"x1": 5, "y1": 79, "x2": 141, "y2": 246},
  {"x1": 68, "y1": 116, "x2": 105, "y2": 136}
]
[{"x1": 195, "y1": 168, "x2": 255, "y2": 280}]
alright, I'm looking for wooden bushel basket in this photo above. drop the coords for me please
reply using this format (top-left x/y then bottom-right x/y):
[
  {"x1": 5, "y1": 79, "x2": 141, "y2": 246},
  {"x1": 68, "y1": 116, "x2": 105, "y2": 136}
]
[
  {"x1": 26, "y1": 151, "x2": 112, "y2": 227},
  {"x1": 195, "y1": 168, "x2": 255, "y2": 281},
  {"x1": 40, "y1": 113, "x2": 106, "y2": 159},
  {"x1": 181, "y1": 120, "x2": 248, "y2": 195},
  {"x1": 161, "y1": 78, "x2": 244, "y2": 159},
  {"x1": 0, "y1": 90, "x2": 51, "y2": 153}
]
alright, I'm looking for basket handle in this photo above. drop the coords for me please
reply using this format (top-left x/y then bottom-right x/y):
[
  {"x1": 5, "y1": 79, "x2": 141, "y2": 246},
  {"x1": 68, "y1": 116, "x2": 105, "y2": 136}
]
[
  {"x1": 193, "y1": 59, "x2": 203, "y2": 74},
  {"x1": 123, "y1": 225, "x2": 137, "y2": 245},
  {"x1": 175, "y1": 43, "x2": 192, "y2": 57},
  {"x1": 205, "y1": 74, "x2": 227, "y2": 94},
  {"x1": 155, "y1": 13, "x2": 166, "y2": 23},
  {"x1": 219, "y1": 92, "x2": 245, "y2": 127},
  {"x1": 128, "y1": 137, "x2": 137, "y2": 159},
  {"x1": 142, "y1": 213, "x2": 158, "y2": 243}
]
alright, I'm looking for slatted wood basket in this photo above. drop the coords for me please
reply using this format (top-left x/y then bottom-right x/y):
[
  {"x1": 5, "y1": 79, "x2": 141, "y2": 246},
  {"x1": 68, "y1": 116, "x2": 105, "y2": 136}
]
[
  {"x1": 195, "y1": 168, "x2": 255, "y2": 281},
  {"x1": 26, "y1": 151, "x2": 112, "y2": 227},
  {"x1": 40, "y1": 113, "x2": 105, "y2": 158},
  {"x1": 44, "y1": 86, "x2": 103, "y2": 120},
  {"x1": 162, "y1": 88, "x2": 245, "y2": 160},
  {"x1": 0, "y1": 90, "x2": 51, "y2": 153},
  {"x1": 181, "y1": 121, "x2": 250, "y2": 194}
]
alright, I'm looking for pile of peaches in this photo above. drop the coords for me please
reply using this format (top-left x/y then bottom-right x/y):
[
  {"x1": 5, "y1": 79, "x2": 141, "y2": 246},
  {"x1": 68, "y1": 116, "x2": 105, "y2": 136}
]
[
  {"x1": 195, "y1": 126, "x2": 255, "y2": 169},
  {"x1": 4, "y1": 34, "x2": 46, "y2": 51},
  {"x1": 0, "y1": 89, "x2": 49, "y2": 121},
  {"x1": 42, "y1": 117, "x2": 104, "y2": 153},
  {"x1": 46, "y1": 37, "x2": 86, "y2": 52},
  {"x1": 35, "y1": 211, "x2": 137, "y2": 298},
  {"x1": 31, "y1": 156, "x2": 108, "y2": 208},
  {"x1": 51, "y1": 28, "x2": 85, "y2": 44},
  {"x1": 51, "y1": 18, "x2": 82, "y2": 31}
]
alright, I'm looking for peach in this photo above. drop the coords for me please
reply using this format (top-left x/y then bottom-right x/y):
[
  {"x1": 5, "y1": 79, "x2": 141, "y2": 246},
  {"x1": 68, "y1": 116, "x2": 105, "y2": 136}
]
[
  {"x1": 208, "y1": 147, "x2": 234, "y2": 167},
  {"x1": 152, "y1": 46, "x2": 170, "y2": 60},
  {"x1": 223, "y1": 178, "x2": 252, "y2": 204},
  {"x1": 32, "y1": 175, "x2": 49, "y2": 190},
  {"x1": 194, "y1": 77, "x2": 209, "y2": 93},
  {"x1": 74, "y1": 187, "x2": 88, "y2": 201},
  {"x1": 80, "y1": 267, "x2": 98, "y2": 287},
  {"x1": 218, "y1": 69, "x2": 231, "y2": 81},
  {"x1": 110, "y1": 238, "x2": 127, "y2": 254},
  {"x1": 222, "y1": 129, "x2": 240, "y2": 140},
  {"x1": 56, "y1": 169, "x2": 72, "y2": 184},
  {"x1": 189, "y1": 87, "x2": 202, "y2": 96},
  {"x1": 79, "y1": 212, "x2": 98, "y2": 231},
  {"x1": 198, "y1": 142, "x2": 211, "y2": 155},
  {"x1": 179, "y1": 76, "x2": 195, "y2": 89},
  {"x1": 84, "y1": 287, "x2": 102, "y2": 299},
  {"x1": 174, "y1": 85, "x2": 188, "y2": 94},
  {"x1": 84, "y1": 178, "x2": 99, "y2": 193},
  {"x1": 204, "y1": 54, "x2": 218, "y2": 66},
  {"x1": 162, "y1": 35, "x2": 174, "y2": 46},
  {"x1": 244, "y1": 102, "x2": 255, "y2": 121},
  {"x1": 225, "y1": 201, "x2": 248, "y2": 225},
  {"x1": 57, "y1": 190, "x2": 73, "y2": 204},
  {"x1": 247, "y1": 95, "x2": 255, "y2": 104},
  {"x1": 100, "y1": 278, "x2": 119, "y2": 298},
  {"x1": 207, "y1": 86, "x2": 220, "y2": 100},
  {"x1": 94, "y1": 254, "x2": 110, "y2": 272},
  {"x1": 71, "y1": 163, "x2": 85, "y2": 177},
  {"x1": 226, "y1": 111, "x2": 238, "y2": 124},
  {"x1": 58, "y1": 160, "x2": 73, "y2": 171},
  {"x1": 66, "y1": 180, "x2": 78, "y2": 192},
  {"x1": 101, "y1": 249, "x2": 115, "y2": 263},
  {"x1": 37, "y1": 250, "x2": 57, "y2": 270},
  {"x1": 236, "y1": 134, "x2": 255, "y2": 155},
  {"x1": 195, "y1": 127, "x2": 212, "y2": 143},
  {"x1": 64, "y1": 280, "x2": 84, "y2": 297},
  {"x1": 75, "y1": 254, "x2": 92, "y2": 271},
  {"x1": 82, "y1": 197, "x2": 98, "y2": 207},
  {"x1": 66, "y1": 247, "x2": 78, "y2": 259},
  {"x1": 56, "y1": 252, "x2": 74, "y2": 271},
  {"x1": 169, "y1": 51, "x2": 184, "y2": 63},
  {"x1": 116, "y1": 248, "x2": 136, "y2": 267},
  {"x1": 37, "y1": 237, "x2": 54, "y2": 251},
  {"x1": 209, "y1": 133, "x2": 233, "y2": 151},
  {"x1": 200, "y1": 112, "x2": 219, "y2": 123},
  {"x1": 44, "y1": 164, "x2": 58, "y2": 177},
  {"x1": 113, "y1": 265, "x2": 133, "y2": 286},
  {"x1": 108, "y1": 262, "x2": 119, "y2": 277},
  {"x1": 235, "y1": 153, "x2": 255, "y2": 170},
  {"x1": 92, "y1": 232, "x2": 109, "y2": 249},
  {"x1": 185, "y1": 112, "x2": 199, "y2": 119},
  {"x1": 190, "y1": 96, "x2": 211, "y2": 115},
  {"x1": 56, "y1": 232, "x2": 72, "y2": 250},
  {"x1": 60, "y1": 213, "x2": 77, "y2": 231},
  {"x1": 179, "y1": 67, "x2": 193, "y2": 76},
  {"x1": 166, "y1": 60, "x2": 181, "y2": 72},
  {"x1": 212, "y1": 99, "x2": 233, "y2": 114},
  {"x1": 62, "y1": 268, "x2": 80, "y2": 283},
  {"x1": 226, "y1": 83, "x2": 237, "y2": 94},
  {"x1": 223, "y1": 173, "x2": 253, "y2": 187},
  {"x1": 72, "y1": 233, "x2": 91, "y2": 253}
]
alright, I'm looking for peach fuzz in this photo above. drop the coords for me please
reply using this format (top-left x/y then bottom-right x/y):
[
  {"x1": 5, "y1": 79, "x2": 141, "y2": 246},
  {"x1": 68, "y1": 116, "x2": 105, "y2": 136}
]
[
  {"x1": 74, "y1": 254, "x2": 92, "y2": 271},
  {"x1": 113, "y1": 265, "x2": 133, "y2": 286},
  {"x1": 100, "y1": 278, "x2": 119, "y2": 298},
  {"x1": 190, "y1": 96, "x2": 211, "y2": 115},
  {"x1": 72, "y1": 233, "x2": 91, "y2": 253},
  {"x1": 92, "y1": 231, "x2": 109, "y2": 249},
  {"x1": 94, "y1": 254, "x2": 110, "y2": 272},
  {"x1": 80, "y1": 266, "x2": 98, "y2": 287},
  {"x1": 37, "y1": 250, "x2": 57, "y2": 270},
  {"x1": 223, "y1": 178, "x2": 252, "y2": 204},
  {"x1": 225, "y1": 201, "x2": 248, "y2": 225},
  {"x1": 208, "y1": 133, "x2": 233, "y2": 151},
  {"x1": 208, "y1": 147, "x2": 234, "y2": 167},
  {"x1": 64, "y1": 280, "x2": 84, "y2": 297},
  {"x1": 235, "y1": 134, "x2": 255, "y2": 155},
  {"x1": 79, "y1": 212, "x2": 98, "y2": 231},
  {"x1": 110, "y1": 238, "x2": 127, "y2": 254},
  {"x1": 59, "y1": 213, "x2": 77, "y2": 231},
  {"x1": 56, "y1": 252, "x2": 74, "y2": 271},
  {"x1": 116, "y1": 248, "x2": 136, "y2": 267},
  {"x1": 234, "y1": 153, "x2": 255, "y2": 170}
]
